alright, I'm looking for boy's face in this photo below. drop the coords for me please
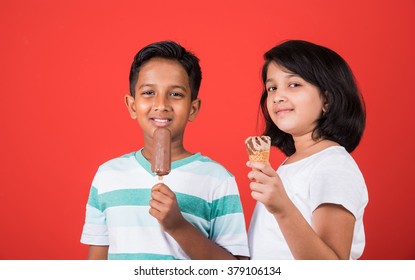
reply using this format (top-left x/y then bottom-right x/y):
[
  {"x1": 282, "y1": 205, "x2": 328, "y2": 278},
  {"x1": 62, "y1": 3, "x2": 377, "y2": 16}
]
[{"x1": 125, "y1": 57, "x2": 200, "y2": 145}]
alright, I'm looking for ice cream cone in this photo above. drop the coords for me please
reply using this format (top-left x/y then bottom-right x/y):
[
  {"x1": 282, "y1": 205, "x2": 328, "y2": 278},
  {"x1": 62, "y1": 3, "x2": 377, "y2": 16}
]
[{"x1": 245, "y1": 136, "x2": 271, "y2": 169}]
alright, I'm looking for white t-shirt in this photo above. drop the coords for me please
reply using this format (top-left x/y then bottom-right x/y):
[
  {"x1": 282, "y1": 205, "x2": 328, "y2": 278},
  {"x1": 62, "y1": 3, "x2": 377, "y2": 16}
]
[{"x1": 248, "y1": 146, "x2": 368, "y2": 259}]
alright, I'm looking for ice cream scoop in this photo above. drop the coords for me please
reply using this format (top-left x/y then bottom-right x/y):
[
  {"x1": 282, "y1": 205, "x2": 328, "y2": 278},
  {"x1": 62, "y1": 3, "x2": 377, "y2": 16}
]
[
  {"x1": 151, "y1": 128, "x2": 171, "y2": 182},
  {"x1": 245, "y1": 136, "x2": 271, "y2": 168}
]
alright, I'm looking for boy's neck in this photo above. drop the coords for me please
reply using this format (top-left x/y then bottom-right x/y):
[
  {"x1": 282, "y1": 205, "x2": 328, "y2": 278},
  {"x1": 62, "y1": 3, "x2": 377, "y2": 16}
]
[{"x1": 142, "y1": 141, "x2": 193, "y2": 163}]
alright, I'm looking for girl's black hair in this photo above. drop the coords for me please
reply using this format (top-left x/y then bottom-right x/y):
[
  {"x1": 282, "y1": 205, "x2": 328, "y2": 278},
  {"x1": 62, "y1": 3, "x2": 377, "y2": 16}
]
[
  {"x1": 129, "y1": 40, "x2": 202, "y2": 101},
  {"x1": 260, "y1": 40, "x2": 366, "y2": 155}
]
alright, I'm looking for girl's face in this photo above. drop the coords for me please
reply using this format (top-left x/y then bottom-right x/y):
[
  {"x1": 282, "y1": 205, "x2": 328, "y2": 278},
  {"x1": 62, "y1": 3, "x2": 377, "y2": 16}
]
[{"x1": 266, "y1": 61, "x2": 326, "y2": 138}]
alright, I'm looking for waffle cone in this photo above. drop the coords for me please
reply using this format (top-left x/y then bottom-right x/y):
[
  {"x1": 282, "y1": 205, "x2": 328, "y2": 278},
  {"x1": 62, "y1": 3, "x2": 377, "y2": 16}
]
[
  {"x1": 248, "y1": 150, "x2": 270, "y2": 163},
  {"x1": 245, "y1": 136, "x2": 271, "y2": 167}
]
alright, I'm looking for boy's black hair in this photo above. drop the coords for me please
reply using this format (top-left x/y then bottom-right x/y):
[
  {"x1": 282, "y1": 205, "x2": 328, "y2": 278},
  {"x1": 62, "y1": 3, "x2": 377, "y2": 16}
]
[
  {"x1": 129, "y1": 40, "x2": 202, "y2": 101},
  {"x1": 260, "y1": 40, "x2": 366, "y2": 155}
]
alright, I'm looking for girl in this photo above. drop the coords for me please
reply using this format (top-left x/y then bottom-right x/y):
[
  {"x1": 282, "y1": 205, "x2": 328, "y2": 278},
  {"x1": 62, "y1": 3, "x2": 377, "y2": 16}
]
[{"x1": 247, "y1": 40, "x2": 368, "y2": 260}]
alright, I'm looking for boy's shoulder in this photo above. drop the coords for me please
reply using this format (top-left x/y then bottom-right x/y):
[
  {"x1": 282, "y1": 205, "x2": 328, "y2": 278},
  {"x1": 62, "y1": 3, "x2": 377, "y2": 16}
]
[
  {"x1": 95, "y1": 151, "x2": 235, "y2": 178},
  {"x1": 189, "y1": 153, "x2": 234, "y2": 178},
  {"x1": 97, "y1": 151, "x2": 138, "y2": 172}
]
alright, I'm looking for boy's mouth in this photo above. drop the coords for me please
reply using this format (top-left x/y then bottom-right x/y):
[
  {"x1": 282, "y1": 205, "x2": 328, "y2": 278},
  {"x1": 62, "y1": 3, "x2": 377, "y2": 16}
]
[{"x1": 151, "y1": 118, "x2": 172, "y2": 127}]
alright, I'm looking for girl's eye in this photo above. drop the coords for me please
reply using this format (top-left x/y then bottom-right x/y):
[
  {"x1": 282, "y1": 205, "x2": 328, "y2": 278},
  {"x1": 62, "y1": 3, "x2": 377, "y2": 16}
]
[
  {"x1": 289, "y1": 83, "x2": 300, "y2": 88},
  {"x1": 267, "y1": 86, "x2": 277, "y2": 92}
]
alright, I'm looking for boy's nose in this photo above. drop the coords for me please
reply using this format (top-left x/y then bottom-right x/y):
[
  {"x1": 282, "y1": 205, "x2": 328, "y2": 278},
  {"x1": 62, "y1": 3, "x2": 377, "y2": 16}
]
[{"x1": 153, "y1": 95, "x2": 170, "y2": 111}]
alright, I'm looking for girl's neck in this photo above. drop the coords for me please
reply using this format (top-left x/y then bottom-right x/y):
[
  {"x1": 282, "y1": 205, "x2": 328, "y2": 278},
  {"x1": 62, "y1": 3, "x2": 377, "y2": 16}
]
[
  {"x1": 286, "y1": 135, "x2": 338, "y2": 164},
  {"x1": 294, "y1": 136, "x2": 321, "y2": 154}
]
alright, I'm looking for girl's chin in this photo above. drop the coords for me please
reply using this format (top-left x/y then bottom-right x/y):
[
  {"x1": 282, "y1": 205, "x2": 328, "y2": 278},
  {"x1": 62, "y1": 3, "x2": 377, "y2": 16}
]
[{"x1": 274, "y1": 121, "x2": 294, "y2": 132}]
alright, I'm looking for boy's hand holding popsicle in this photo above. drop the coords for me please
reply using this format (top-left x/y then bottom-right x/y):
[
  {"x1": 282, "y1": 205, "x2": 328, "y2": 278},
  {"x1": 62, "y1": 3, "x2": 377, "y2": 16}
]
[{"x1": 149, "y1": 128, "x2": 186, "y2": 232}]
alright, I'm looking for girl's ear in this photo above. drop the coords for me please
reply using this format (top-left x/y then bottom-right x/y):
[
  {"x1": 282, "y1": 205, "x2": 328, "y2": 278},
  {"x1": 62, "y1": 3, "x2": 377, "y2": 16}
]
[
  {"x1": 125, "y1": 94, "x2": 137, "y2": 119},
  {"x1": 188, "y1": 98, "x2": 201, "y2": 122},
  {"x1": 322, "y1": 91, "x2": 329, "y2": 113},
  {"x1": 323, "y1": 103, "x2": 328, "y2": 113}
]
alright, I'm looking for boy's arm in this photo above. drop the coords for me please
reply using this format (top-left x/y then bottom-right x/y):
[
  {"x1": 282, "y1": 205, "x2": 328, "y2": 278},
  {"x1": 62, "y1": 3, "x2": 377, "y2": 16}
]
[
  {"x1": 150, "y1": 183, "x2": 248, "y2": 260},
  {"x1": 87, "y1": 245, "x2": 109, "y2": 260}
]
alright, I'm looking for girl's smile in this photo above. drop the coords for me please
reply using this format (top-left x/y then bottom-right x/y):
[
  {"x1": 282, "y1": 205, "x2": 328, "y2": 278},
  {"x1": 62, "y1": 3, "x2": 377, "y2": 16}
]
[{"x1": 266, "y1": 62, "x2": 326, "y2": 138}]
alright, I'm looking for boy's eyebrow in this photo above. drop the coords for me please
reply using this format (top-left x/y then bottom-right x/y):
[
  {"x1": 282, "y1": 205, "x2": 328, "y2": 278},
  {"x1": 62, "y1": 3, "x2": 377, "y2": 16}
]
[
  {"x1": 170, "y1": 85, "x2": 188, "y2": 92},
  {"x1": 137, "y1": 83, "x2": 156, "y2": 89},
  {"x1": 137, "y1": 83, "x2": 188, "y2": 92}
]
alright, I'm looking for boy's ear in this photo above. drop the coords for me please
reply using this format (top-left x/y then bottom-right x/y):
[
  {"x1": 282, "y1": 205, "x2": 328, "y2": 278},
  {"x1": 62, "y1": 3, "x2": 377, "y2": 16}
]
[
  {"x1": 188, "y1": 98, "x2": 201, "y2": 122},
  {"x1": 124, "y1": 94, "x2": 137, "y2": 119}
]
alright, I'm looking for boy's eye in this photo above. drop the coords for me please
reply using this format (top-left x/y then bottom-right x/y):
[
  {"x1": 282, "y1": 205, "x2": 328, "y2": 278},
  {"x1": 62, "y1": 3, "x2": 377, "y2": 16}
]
[
  {"x1": 170, "y1": 92, "x2": 185, "y2": 98},
  {"x1": 142, "y1": 91, "x2": 155, "y2": 96}
]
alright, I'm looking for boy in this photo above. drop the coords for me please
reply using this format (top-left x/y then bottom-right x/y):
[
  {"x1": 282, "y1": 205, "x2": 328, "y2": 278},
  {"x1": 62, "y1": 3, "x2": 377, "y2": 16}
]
[{"x1": 80, "y1": 41, "x2": 249, "y2": 260}]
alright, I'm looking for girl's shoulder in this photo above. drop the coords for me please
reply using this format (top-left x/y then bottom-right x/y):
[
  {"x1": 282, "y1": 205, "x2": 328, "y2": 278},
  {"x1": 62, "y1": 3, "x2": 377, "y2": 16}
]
[
  {"x1": 309, "y1": 146, "x2": 364, "y2": 180},
  {"x1": 280, "y1": 145, "x2": 363, "y2": 178}
]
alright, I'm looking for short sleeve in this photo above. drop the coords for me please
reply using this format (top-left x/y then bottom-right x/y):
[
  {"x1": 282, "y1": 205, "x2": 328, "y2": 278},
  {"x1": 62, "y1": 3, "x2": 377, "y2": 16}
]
[
  {"x1": 80, "y1": 185, "x2": 109, "y2": 245},
  {"x1": 309, "y1": 154, "x2": 367, "y2": 218},
  {"x1": 209, "y1": 176, "x2": 250, "y2": 257}
]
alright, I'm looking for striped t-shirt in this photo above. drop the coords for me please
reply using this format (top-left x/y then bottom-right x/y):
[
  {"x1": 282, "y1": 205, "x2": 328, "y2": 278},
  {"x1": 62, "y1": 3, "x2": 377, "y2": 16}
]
[{"x1": 81, "y1": 150, "x2": 249, "y2": 259}]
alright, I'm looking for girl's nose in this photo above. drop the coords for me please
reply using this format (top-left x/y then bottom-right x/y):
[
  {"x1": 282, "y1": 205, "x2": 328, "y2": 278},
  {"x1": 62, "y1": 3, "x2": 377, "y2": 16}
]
[{"x1": 273, "y1": 89, "x2": 287, "y2": 103}]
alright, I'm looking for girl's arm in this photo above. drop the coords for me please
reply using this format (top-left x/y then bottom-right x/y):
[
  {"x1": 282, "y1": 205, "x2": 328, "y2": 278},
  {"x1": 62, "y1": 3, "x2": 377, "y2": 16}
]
[
  {"x1": 248, "y1": 161, "x2": 355, "y2": 260},
  {"x1": 273, "y1": 201, "x2": 354, "y2": 259}
]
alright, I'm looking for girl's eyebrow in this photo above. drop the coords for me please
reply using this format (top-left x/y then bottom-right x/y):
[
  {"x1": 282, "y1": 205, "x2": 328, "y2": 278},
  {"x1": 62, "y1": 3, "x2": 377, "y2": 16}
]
[
  {"x1": 266, "y1": 73, "x2": 301, "y2": 83},
  {"x1": 282, "y1": 70, "x2": 301, "y2": 78}
]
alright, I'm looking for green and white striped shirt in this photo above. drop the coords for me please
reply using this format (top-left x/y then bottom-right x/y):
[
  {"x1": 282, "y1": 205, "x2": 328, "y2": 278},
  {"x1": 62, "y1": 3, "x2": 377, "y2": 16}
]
[{"x1": 81, "y1": 150, "x2": 249, "y2": 259}]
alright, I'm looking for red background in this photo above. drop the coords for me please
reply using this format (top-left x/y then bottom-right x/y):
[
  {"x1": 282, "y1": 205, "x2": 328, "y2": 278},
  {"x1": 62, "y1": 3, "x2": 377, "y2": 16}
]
[{"x1": 1, "y1": 0, "x2": 414, "y2": 260}]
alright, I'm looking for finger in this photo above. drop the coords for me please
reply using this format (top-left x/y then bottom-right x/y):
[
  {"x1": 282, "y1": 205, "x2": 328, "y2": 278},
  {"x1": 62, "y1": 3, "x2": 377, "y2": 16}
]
[
  {"x1": 152, "y1": 187, "x2": 176, "y2": 203},
  {"x1": 152, "y1": 183, "x2": 166, "y2": 191},
  {"x1": 247, "y1": 161, "x2": 277, "y2": 177},
  {"x1": 149, "y1": 198, "x2": 163, "y2": 211},
  {"x1": 250, "y1": 187, "x2": 273, "y2": 203},
  {"x1": 152, "y1": 183, "x2": 175, "y2": 198},
  {"x1": 250, "y1": 190, "x2": 262, "y2": 201},
  {"x1": 247, "y1": 170, "x2": 253, "y2": 181},
  {"x1": 248, "y1": 169, "x2": 274, "y2": 184},
  {"x1": 149, "y1": 207, "x2": 161, "y2": 220},
  {"x1": 151, "y1": 188, "x2": 168, "y2": 201},
  {"x1": 249, "y1": 181, "x2": 266, "y2": 193},
  {"x1": 151, "y1": 184, "x2": 171, "y2": 200},
  {"x1": 152, "y1": 193, "x2": 176, "y2": 209}
]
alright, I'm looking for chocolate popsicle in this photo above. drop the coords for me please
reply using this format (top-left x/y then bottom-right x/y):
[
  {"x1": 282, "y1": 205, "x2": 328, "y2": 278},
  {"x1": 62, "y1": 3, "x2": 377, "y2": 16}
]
[{"x1": 151, "y1": 128, "x2": 172, "y2": 183}]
